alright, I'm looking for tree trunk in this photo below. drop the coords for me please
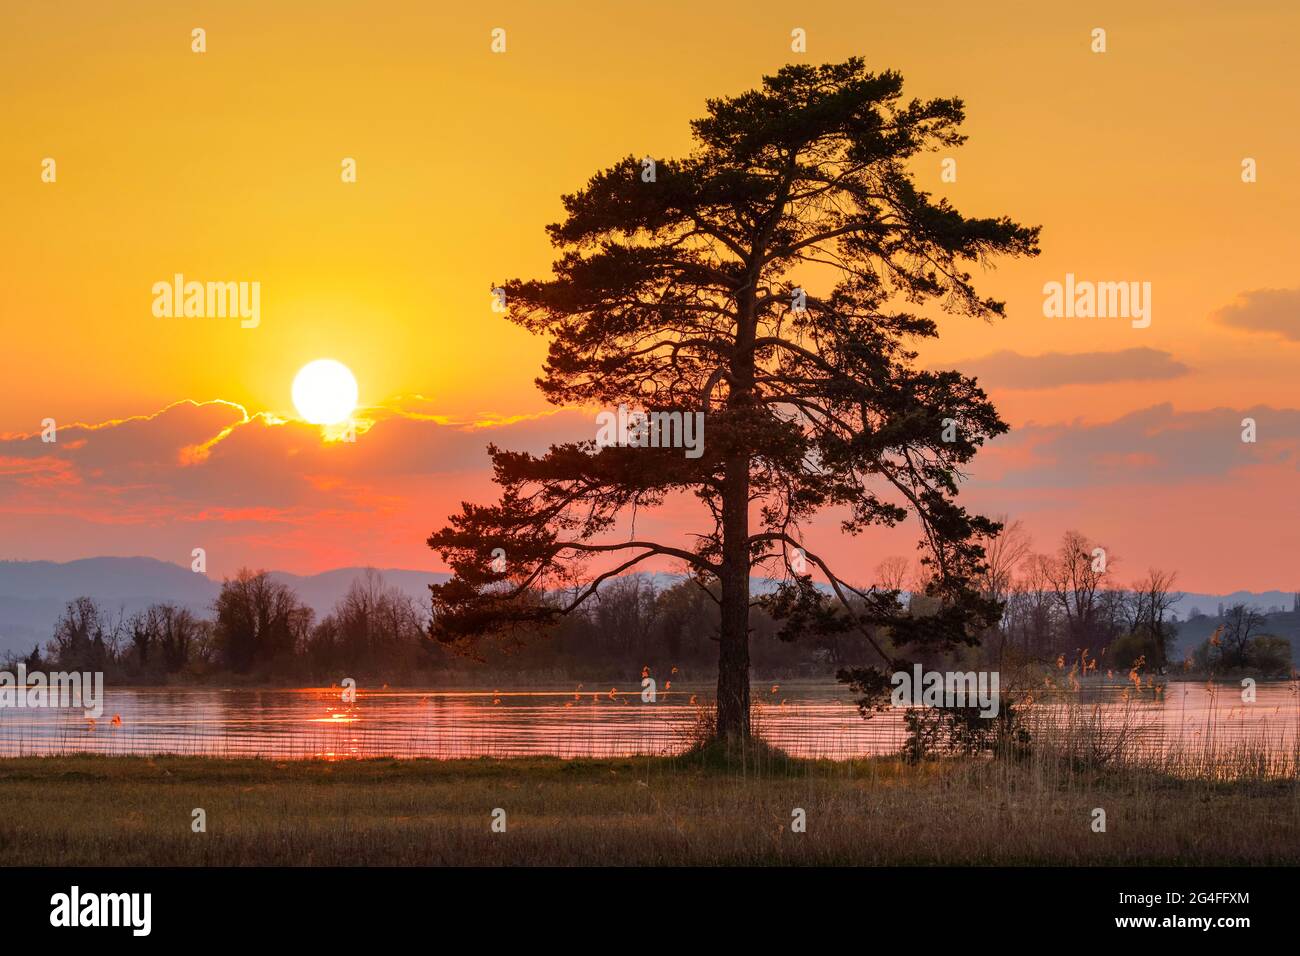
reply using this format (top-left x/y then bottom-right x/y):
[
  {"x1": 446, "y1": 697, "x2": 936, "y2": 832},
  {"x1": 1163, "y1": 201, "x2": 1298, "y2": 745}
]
[
  {"x1": 715, "y1": 277, "x2": 756, "y2": 742},
  {"x1": 715, "y1": 449, "x2": 751, "y2": 741}
]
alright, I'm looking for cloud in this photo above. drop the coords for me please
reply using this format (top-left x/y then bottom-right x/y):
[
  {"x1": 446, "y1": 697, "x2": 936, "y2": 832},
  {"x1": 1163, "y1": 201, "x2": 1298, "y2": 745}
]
[
  {"x1": 5, "y1": 397, "x2": 1299, "y2": 589},
  {"x1": 1211, "y1": 288, "x2": 1300, "y2": 341},
  {"x1": 0, "y1": 398, "x2": 610, "y2": 574},
  {"x1": 980, "y1": 403, "x2": 1300, "y2": 488},
  {"x1": 955, "y1": 348, "x2": 1189, "y2": 390}
]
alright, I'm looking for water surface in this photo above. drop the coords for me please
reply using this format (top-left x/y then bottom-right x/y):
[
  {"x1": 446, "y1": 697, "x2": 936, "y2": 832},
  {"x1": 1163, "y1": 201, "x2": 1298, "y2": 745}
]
[{"x1": 1, "y1": 680, "x2": 1295, "y2": 765}]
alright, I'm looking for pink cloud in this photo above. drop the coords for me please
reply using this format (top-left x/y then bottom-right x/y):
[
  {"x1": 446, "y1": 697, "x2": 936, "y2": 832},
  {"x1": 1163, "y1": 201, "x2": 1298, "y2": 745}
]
[
  {"x1": 0, "y1": 399, "x2": 592, "y2": 575},
  {"x1": 1, "y1": 397, "x2": 1297, "y2": 591}
]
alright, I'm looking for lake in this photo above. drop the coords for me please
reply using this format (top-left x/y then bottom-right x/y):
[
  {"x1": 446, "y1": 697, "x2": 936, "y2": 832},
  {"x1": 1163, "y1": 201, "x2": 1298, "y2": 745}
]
[{"x1": 0, "y1": 679, "x2": 1296, "y2": 766}]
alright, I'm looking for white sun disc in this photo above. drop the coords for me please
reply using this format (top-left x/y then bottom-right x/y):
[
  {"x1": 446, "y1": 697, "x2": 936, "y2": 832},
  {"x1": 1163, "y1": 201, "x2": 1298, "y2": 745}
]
[{"x1": 292, "y1": 359, "x2": 358, "y2": 425}]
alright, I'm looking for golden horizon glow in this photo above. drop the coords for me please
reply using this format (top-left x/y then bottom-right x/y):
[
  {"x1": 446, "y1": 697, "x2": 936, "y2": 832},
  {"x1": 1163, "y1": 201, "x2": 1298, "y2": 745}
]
[{"x1": 5, "y1": 1, "x2": 1300, "y2": 590}]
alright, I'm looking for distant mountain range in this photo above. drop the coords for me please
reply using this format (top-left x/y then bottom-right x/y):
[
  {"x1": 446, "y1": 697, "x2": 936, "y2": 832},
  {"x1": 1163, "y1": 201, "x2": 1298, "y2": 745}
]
[
  {"x1": 0, "y1": 557, "x2": 449, "y2": 655},
  {"x1": 1, "y1": 557, "x2": 1297, "y2": 657}
]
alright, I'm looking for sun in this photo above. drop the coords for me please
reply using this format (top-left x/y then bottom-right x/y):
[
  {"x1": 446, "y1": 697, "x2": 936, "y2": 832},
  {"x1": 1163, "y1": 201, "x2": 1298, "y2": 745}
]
[{"x1": 292, "y1": 359, "x2": 358, "y2": 425}]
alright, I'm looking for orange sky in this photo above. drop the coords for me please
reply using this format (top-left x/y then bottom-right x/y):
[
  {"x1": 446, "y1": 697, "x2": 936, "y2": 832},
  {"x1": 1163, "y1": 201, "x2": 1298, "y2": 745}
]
[{"x1": 3, "y1": 1, "x2": 1299, "y2": 591}]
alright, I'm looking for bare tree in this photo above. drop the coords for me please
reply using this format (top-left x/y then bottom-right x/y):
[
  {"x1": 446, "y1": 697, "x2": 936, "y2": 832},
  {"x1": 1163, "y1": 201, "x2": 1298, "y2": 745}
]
[
  {"x1": 47, "y1": 597, "x2": 112, "y2": 670},
  {"x1": 592, "y1": 575, "x2": 659, "y2": 657},
  {"x1": 981, "y1": 517, "x2": 1031, "y2": 605},
  {"x1": 1129, "y1": 569, "x2": 1182, "y2": 669},
  {"x1": 129, "y1": 603, "x2": 202, "y2": 674},
  {"x1": 1041, "y1": 530, "x2": 1111, "y2": 653},
  {"x1": 322, "y1": 569, "x2": 424, "y2": 669},
  {"x1": 1217, "y1": 603, "x2": 1266, "y2": 669},
  {"x1": 1015, "y1": 553, "x2": 1059, "y2": 658},
  {"x1": 213, "y1": 570, "x2": 314, "y2": 674},
  {"x1": 979, "y1": 516, "x2": 1031, "y2": 660},
  {"x1": 873, "y1": 556, "x2": 911, "y2": 593}
]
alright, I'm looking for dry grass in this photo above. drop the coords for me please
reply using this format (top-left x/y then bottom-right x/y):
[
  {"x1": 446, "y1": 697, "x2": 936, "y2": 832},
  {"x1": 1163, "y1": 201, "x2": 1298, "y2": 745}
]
[{"x1": 0, "y1": 748, "x2": 1295, "y2": 866}]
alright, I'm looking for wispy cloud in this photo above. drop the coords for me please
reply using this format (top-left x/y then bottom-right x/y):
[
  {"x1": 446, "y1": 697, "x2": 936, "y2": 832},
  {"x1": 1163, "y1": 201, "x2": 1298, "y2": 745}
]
[
  {"x1": 954, "y1": 348, "x2": 1189, "y2": 390},
  {"x1": 1211, "y1": 288, "x2": 1300, "y2": 342},
  {"x1": 982, "y1": 403, "x2": 1300, "y2": 488}
]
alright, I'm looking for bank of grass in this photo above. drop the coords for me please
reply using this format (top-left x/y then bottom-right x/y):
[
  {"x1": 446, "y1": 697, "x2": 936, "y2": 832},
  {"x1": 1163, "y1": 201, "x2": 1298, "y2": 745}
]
[{"x1": 0, "y1": 744, "x2": 1295, "y2": 865}]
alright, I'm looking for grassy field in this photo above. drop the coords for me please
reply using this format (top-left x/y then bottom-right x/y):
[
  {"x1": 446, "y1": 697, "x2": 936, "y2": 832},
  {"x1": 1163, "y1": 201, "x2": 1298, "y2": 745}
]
[{"x1": 0, "y1": 748, "x2": 1296, "y2": 865}]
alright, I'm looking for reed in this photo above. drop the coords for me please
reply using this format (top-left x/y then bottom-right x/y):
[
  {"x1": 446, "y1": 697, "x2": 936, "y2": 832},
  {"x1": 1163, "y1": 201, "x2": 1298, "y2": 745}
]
[{"x1": 0, "y1": 748, "x2": 1294, "y2": 866}]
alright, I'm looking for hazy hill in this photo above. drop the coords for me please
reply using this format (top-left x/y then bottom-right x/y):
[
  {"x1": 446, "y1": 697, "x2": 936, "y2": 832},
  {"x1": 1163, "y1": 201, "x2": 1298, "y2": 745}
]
[
  {"x1": 1172, "y1": 608, "x2": 1300, "y2": 660},
  {"x1": 1173, "y1": 591, "x2": 1298, "y2": 618}
]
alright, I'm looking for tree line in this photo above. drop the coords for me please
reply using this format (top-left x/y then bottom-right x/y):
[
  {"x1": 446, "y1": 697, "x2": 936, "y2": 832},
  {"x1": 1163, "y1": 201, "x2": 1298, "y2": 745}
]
[
  {"x1": 953, "y1": 522, "x2": 1288, "y2": 675},
  {"x1": 10, "y1": 569, "x2": 427, "y2": 682},
  {"x1": 7, "y1": 523, "x2": 1289, "y2": 683},
  {"x1": 9, "y1": 567, "x2": 880, "y2": 682}
]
